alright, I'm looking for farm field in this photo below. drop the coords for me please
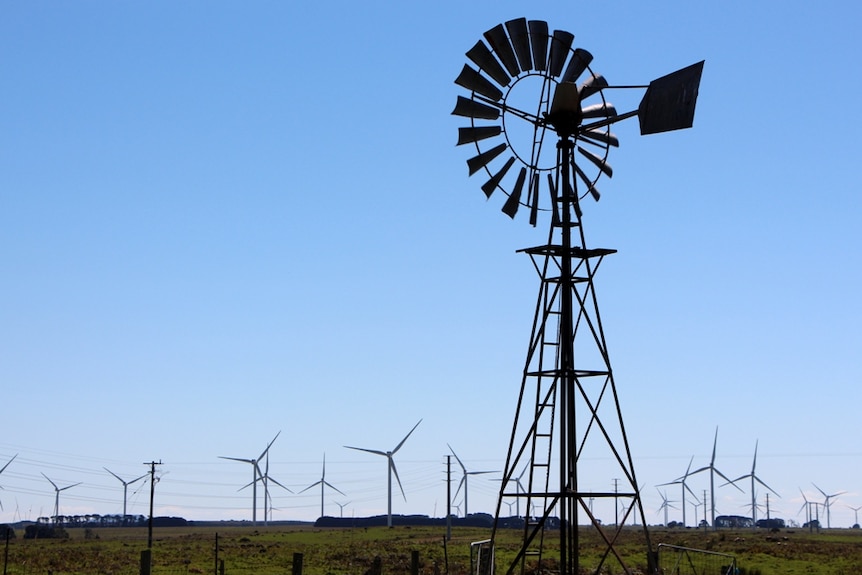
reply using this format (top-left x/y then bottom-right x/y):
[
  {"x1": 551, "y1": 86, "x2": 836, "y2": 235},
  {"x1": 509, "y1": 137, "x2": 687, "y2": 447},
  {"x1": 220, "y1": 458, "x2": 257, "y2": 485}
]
[{"x1": 2, "y1": 523, "x2": 861, "y2": 575}]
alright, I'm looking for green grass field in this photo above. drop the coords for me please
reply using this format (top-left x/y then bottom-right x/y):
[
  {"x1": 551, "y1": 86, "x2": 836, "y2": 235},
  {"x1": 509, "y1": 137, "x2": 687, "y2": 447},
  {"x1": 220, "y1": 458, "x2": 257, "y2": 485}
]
[{"x1": 2, "y1": 524, "x2": 860, "y2": 575}]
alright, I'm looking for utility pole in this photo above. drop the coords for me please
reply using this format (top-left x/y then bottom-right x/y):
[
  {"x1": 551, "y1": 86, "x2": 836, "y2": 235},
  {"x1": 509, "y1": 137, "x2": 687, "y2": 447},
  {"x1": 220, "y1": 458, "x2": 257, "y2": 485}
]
[
  {"x1": 144, "y1": 461, "x2": 162, "y2": 549},
  {"x1": 612, "y1": 478, "x2": 620, "y2": 526},
  {"x1": 446, "y1": 455, "x2": 451, "y2": 541}
]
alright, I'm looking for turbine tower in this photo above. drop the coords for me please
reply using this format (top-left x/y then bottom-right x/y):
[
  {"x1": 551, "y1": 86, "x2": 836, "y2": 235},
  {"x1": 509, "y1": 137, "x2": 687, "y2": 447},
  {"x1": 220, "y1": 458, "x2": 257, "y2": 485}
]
[
  {"x1": 687, "y1": 428, "x2": 742, "y2": 528},
  {"x1": 104, "y1": 468, "x2": 147, "y2": 524},
  {"x1": 0, "y1": 454, "x2": 17, "y2": 511},
  {"x1": 299, "y1": 453, "x2": 345, "y2": 519},
  {"x1": 452, "y1": 16, "x2": 703, "y2": 575},
  {"x1": 726, "y1": 441, "x2": 779, "y2": 525},
  {"x1": 41, "y1": 473, "x2": 81, "y2": 524},
  {"x1": 448, "y1": 444, "x2": 496, "y2": 517},
  {"x1": 658, "y1": 456, "x2": 697, "y2": 527},
  {"x1": 219, "y1": 431, "x2": 281, "y2": 526},
  {"x1": 344, "y1": 419, "x2": 421, "y2": 527}
]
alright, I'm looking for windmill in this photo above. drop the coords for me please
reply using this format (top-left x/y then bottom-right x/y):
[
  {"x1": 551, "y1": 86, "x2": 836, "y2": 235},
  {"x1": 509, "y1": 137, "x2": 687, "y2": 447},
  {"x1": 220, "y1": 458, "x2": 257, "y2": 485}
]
[
  {"x1": 0, "y1": 454, "x2": 17, "y2": 511},
  {"x1": 299, "y1": 453, "x2": 345, "y2": 519},
  {"x1": 246, "y1": 446, "x2": 292, "y2": 524},
  {"x1": 687, "y1": 428, "x2": 742, "y2": 529},
  {"x1": 448, "y1": 444, "x2": 496, "y2": 517},
  {"x1": 453, "y1": 16, "x2": 703, "y2": 575},
  {"x1": 41, "y1": 473, "x2": 81, "y2": 524},
  {"x1": 104, "y1": 468, "x2": 147, "y2": 525},
  {"x1": 658, "y1": 456, "x2": 698, "y2": 527},
  {"x1": 812, "y1": 483, "x2": 845, "y2": 529},
  {"x1": 219, "y1": 431, "x2": 281, "y2": 526},
  {"x1": 334, "y1": 500, "x2": 351, "y2": 518},
  {"x1": 344, "y1": 419, "x2": 422, "y2": 527},
  {"x1": 726, "y1": 441, "x2": 780, "y2": 525},
  {"x1": 656, "y1": 489, "x2": 678, "y2": 527},
  {"x1": 848, "y1": 505, "x2": 861, "y2": 527}
]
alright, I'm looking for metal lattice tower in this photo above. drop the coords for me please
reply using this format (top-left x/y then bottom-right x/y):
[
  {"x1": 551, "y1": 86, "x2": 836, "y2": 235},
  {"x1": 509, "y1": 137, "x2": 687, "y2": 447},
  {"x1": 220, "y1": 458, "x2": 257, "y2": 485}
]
[{"x1": 452, "y1": 17, "x2": 703, "y2": 575}]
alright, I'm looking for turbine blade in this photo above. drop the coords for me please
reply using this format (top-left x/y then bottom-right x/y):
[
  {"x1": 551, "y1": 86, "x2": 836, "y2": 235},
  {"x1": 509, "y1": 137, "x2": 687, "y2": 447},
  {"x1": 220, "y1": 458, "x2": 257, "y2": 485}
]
[
  {"x1": 505, "y1": 17, "x2": 531, "y2": 72},
  {"x1": 393, "y1": 419, "x2": 422, "y2": 454},
  {"x1": 577, "y1": 146, "x2": 613, "y2": 178},
  {"x1": 483, "y1": 23, "x2": 520, "y2": 77},
  {"x1": 575, "y1": 162, "x2": 601, "y2": 201},
  {"x1": 41, "y1": 473, "x2": 59, "y2": 490},
  {"x1": 455, "y1": 64, "x2": 504, "y2": 101},
  {"x1": 481, "y1": 156, "x2": 515, "y2": 198},
  {"x1": 467, "y1": 143, "x2": 507, "y2": 176},
  {"x1": 299, "y1": 480, "x2": 322, "y2": 494},
  {"x1": 561, "y1": 48, "x2": 593, "y2": 83},
  {"x1": 528, "y1": 171, "x2": 539, "y2": 227},
  {"x1": 323, "y1": 481, "x2": 346, "y2": 496},
  {"x1": 581, "y1": 102, "x2": 617, "y2": 118},
  {"x1": 457, "y1": 125, "x2": 502, "y2": 146},
  {"x1": 451, "y1": 96, "x2": 500, "y2": 121},
  {"x1": 579, "y1": 74, "x2": 608, "y2": 100},
  {"x1": 501, "y1": 166, "x2": 527, "y2": 218},
  {"x1": 528, "y1": 20, "x2": 549, "y2": 71},
  {"x1": 390, "y1": 458, "x2": 407, "y2": 501},
  {"x1": 465, "y1": 40, "x2": 510, "y2": 87},
  {"x1": 447, "y1": 444, "x2": 467, "y2": 472},
  {"x1": 547, "y1": 29, "x2": 574, "y2": 77},
  {"x1": 344, "y1": 446, "x2": 388, "y2": 457},
  {"x1": 219, "y1": 456, "x2": 254, "y2": 464},
  {"x1": 0, "y1": 455, "x2": 18, "y2": 475}
]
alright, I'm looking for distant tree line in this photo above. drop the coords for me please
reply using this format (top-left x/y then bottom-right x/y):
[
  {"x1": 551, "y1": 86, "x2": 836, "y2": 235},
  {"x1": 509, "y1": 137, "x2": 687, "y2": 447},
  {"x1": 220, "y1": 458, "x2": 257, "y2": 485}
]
[{"x1": 31, "y1": 515, "x2": 189, "y2": 529}]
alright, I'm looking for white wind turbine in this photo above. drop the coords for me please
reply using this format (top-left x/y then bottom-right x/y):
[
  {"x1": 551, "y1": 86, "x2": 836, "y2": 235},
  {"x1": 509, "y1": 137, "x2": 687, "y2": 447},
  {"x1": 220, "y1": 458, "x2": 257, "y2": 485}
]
[
  {"x1": 658, "y1": 456, "x2": 698, "y2": 527},
  {"x1": 812, "y1": 483, "x2": 845, "y2": 529},
  {"x1": 299, "y1": 453, "x2": 345, "y2": 519},
  {"x1": 334, "y1": 500, "x2": 351, "y2": 518},
  {"x1": 448, "y1": 443, "x2": 496, "y2": 517},
  {"x1": 0, "y1": 454, "x2": 17, "y2": 511},
  {"x1": 344, "y1": 419, "x2": 422, "y2": 527},
  {"x1": 219, "y1": 431, "x2": 281, "y2": 526},
  {"x1": 726, "y1": 441, "x2": 779, "y2": 525},
  {"x1": 687, "y1": 427, "x2": 742, "y2": 529},
  {"x1": 656, "y1": 489, "x2": 678, "y2": 527},
  {"x1": 41, "y1": 473, "x2": 81, "y2": 524},
  {"x1": 246, "y1": 447, "x2": 292, "y2": 524},
  {"x1": 103, "y1": 468, "x2": 147, "y2": 524},
  {"x1": 848, "y1": 505, "x2": 861, "y2": 527}
]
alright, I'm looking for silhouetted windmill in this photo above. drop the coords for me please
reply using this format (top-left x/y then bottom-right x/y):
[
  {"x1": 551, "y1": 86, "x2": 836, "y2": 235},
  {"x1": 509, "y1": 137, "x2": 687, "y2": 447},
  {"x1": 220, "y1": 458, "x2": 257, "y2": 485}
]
[
  {"x1": 658, "y1": 456, "x2": 698, "y2": 527},
  {"x1": 344, "y1": 419, "x2": 422, "y2": 527},
  {"x1": 448, "y1": 443, "x2": 496, "y2": 517},
  {"x1": 299, "y1": 453, "x2": 345, "y2": 519},
  {"x1": 219, "y1": 431, "x2": 281, "y2": 526},
  {"x1": 41, "y1": 473, "x2": 81, "y2": 524},
  {"x1": 812, "y1": 483, "x2": 845, "y2": 529},
  {"x1": 726, "y1": 441, "x2": 779, "y2": 525},
  {"x1": 687, "y1": 428, "x2": 742, "y2": 529},
  {"x1": 104, "y1": 468, "x2": 147, "y2": 525},
  {"x1": 0, "y1": 454, "x2": 17, "y2": 511}
]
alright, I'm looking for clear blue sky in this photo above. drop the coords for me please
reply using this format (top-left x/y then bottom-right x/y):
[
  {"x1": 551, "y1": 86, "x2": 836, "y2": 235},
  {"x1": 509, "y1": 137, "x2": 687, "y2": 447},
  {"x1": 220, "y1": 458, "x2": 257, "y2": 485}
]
[{"x1": 2, "y1": 1, "x2": 860, "y2": 528}]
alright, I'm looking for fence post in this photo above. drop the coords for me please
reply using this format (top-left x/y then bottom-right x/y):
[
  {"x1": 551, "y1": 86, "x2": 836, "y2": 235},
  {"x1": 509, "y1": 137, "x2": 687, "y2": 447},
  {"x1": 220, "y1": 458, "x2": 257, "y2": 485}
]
[
  {"x1": 411, "y1": 550, "x2": 420, "y2": 575},
  {"x1": 140, "y1": 549, "x2": 152, "y2": 575},
  {"x1": 293, "y1": 552, "x2": 304, "y2": 575}
]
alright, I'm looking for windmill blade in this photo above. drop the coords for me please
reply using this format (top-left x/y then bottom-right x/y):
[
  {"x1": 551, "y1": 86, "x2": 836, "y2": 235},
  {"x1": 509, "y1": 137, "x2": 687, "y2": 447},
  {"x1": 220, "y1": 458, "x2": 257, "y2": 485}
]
[
  {"x1": 466, "y1": 40, "x2": 510, "y2": 87},
  {"x1": 483, "y1": 23, "x2": 520, "y2": 77},
  {"x1": 219, "y1": 456, "x2": 254, "y2": 464},
  {"x1": 390, "y1": 458, "x2": 407, "y2": 501},
  {"x1": 467, "y1": 143, "x2": 507, "y2": 176},
  {"x1": 574, "y1": 162, "x2": 601, "y2": 201},
  {"x1": 501, "y1": 166, "x2": 527, "y2": 218},
  {"x1": 323, "y1": 480, "x2": 346, "y2": 497},
  {"x1": 298, "y1": 480, "x2": 323, "y2": 494},
  {"x1": 529, "y1": 172, "x2": 539, "y2": 226},
  {"x1": 753, "y1": 476, "x2": 780, "y2": 498},
  {"x1": 579, "y1": 74, "x2": 608, "y2": 100},
  {"x1": 267, "y1": 475, "x2": 293, "y2": 493},
  {"x1": 528, "y1": 20, "x2": 549, "y2": 71},
  {"x1": 481, "y1": 155, "x2": 515, "y2": 198},
  {"x1": 547, "y1": 29, "x2": 574, "y2": 77},
  {"x1": 561, "y1": 48, "x2": 593, "y2": 83},
  {"x1": 581, "y1": 102, "x2": 617, "y2": 119},
  {"x1": 714, "y1": 468, "x2": 745, "y2": 492},
  {"x1": 344, "y1": 445, "x2": 388, "y2": 457},
  {"x1": 258, "y1": 431, "x2": 282, "y2": 462},
  {"x1": 577, "y1": 146, "x2": 613, "y2": 178},
  {"x1": 41, "y1": 473, "x2": 59, "y2": 490},
  {"x1": 452, "y1": 96, "x2": 500, "y2": 121},
  {"x1": 457, "y1": 125, "x2": 502, "y2": 146},
  {"x1": 0, "y1": 454, "x2": 17, "y2": 475},
  {"x1": 505, "y1": 18, "x2": 532, "y2": 72},
  {"x1": 59, "y1": 482, "x2": 82, "y2": 492},
  {"x1": 453, "y1": 476, "x2": 467, "y2": 499},
  {"x1": 580, "y1": 128, "x2": 619, "y2": 148},
  {"x1": 447, "y1": 444, "x2": 467, "y2": 472},
  {"x1": 547, "y1": 174, "x2": 560, "y2": 228},
  {"x1": 393, "y1": 419, "x2": 422, "y2": 454},
  {"x1": 455, "y1": 64, "x2": 504, "y2": 101}
]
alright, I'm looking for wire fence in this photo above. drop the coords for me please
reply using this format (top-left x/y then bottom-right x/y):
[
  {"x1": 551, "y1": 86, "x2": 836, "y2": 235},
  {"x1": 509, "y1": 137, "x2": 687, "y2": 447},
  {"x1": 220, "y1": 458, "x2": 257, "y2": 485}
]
[{"x1": 657, "y1": 543, "x2": 737, "y2": 575}]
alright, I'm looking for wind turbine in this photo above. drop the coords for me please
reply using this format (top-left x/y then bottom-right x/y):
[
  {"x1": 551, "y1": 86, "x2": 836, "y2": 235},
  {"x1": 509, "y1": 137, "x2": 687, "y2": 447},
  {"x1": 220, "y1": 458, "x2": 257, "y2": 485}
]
[
  {"x1": 0, "y1": 454, "x2": 17, "y2": 511},
  {"x1": 344, "y1": 419, "x2": 422, "y2": 527},
  {"x1": 335, "y1": 500, "x2": 351, "y2": 518},
  {"x1": 41, "y1": 473, "x2": 81, "y2": 524},
  {"x1": 848, "y1": 505, "x2": 861, "y2": 527},
  {"x1": 247, "y1": 447, "x2": 292, "y2": 524},
  {"x1": 812, "y1": 483, "x2": 845, "y2": 529},
  {"x1": 658, "y1": 456, "x2": 698, "y2": 527},
  {"x1": 219, "y1": 431, "x2": 281, "y2": 526},
  {"x1": 448, "y1": 443, "x2": 496, "y2": 517},
  {"x1": 103, "y1": 468, "x2": 147, "y2": 524},
  {"x1": 299, "y1": 453, "x2": 345, "y2": 519},
  {"x1": 687, "y1": 427, "x2": 742, "y2": 529},
  {"x1": 656, "y1": 489, "x2": 678, "y2": 527},
  {"x1": 726, "y1": 441, "x2": 780, "y2": 525}
]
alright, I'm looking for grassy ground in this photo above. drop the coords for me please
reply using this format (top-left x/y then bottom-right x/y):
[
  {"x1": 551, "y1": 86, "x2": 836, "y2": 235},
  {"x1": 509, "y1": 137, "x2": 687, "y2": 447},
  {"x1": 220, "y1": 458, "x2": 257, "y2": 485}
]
[{"x1": 2, "y1": 524, "x2": 860, "y2": 575}]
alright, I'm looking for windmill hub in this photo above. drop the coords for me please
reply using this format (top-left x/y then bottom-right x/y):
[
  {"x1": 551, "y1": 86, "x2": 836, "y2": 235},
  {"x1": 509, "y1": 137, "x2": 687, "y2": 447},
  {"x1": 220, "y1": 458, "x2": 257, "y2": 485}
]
[{"x1": 546, "y1": 81, "x2": 583, "y2": 137}]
